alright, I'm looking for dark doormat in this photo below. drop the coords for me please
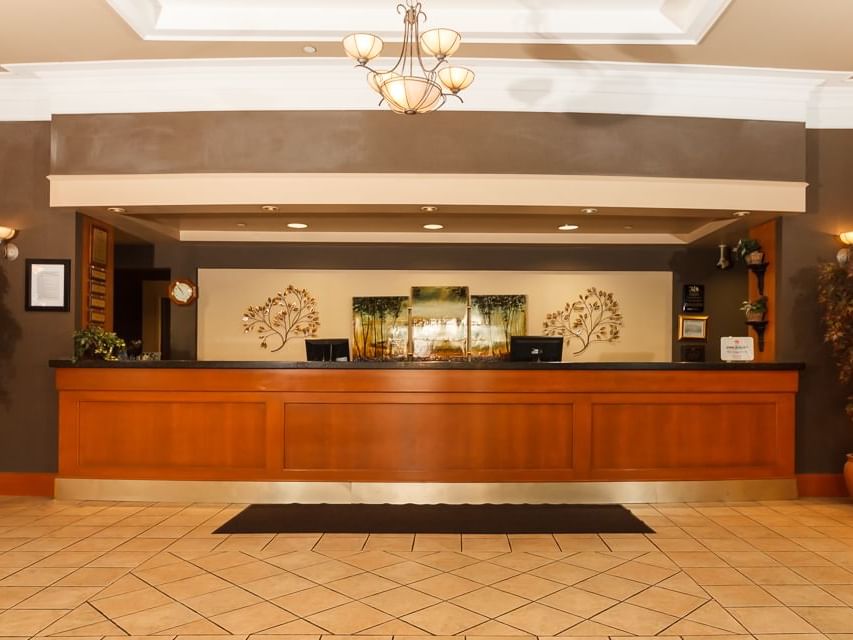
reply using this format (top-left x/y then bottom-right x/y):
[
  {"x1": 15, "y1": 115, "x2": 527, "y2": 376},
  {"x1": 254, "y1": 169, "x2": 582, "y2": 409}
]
[{"x1": 214, "y1": 503, "x2": 653, "y2": 534}]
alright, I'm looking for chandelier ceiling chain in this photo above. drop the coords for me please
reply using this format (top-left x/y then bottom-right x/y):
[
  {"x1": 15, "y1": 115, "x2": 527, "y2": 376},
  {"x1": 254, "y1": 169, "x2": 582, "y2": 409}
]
[{"x1": 342, "y1": 0, "x2": 475, "y2": 115}]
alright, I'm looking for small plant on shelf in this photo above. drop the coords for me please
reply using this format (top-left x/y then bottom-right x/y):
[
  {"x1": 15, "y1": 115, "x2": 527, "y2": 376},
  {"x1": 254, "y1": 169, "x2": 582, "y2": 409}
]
[
  {"x1": 73, "y1": 326, "x2": 126, "y2": 362},
  {"x1": 740, "y1": 296, "x2": 768, "y2": 322},
  {"x1": 735, "y1": 238, "x2": 765, "y2": 265}
]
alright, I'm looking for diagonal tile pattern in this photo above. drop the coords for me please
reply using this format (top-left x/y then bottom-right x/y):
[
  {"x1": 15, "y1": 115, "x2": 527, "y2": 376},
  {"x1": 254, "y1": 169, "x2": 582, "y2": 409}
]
[{"x1": 1, "y1": 496, "x2": 853, "y2": 639}]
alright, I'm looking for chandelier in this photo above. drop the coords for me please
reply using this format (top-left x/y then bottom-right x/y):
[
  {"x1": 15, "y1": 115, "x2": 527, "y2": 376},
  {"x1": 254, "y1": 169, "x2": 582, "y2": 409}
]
[{"x1": 342, "y1": 0, "x2": 474, "y2": 115}]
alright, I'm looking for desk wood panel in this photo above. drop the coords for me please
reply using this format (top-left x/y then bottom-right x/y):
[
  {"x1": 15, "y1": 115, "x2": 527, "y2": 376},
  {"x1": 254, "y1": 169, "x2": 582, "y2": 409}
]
[{"x1": 283, "y1": 402, "x2": 574, "y2": 472}]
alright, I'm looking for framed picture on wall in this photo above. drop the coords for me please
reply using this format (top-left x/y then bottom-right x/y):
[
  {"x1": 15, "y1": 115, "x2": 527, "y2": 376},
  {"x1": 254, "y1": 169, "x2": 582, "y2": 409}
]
[
  {"x1": 25, "y1": 259, "x2": 71, "y2": 312},
  {"x1": 678, "y1": 314, "x2": 709, "y2": 341}
]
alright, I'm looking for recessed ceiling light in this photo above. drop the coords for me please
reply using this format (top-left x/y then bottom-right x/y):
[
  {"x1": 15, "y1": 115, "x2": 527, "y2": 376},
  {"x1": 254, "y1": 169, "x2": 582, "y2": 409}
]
[
  {"x1": 236, "y1": 223, "x2": 247, "y2": 228},
  {"x1": 581, "y1": 208, "x2": 598, "y2": 215},
  {"x1": 303, "y1": 45, "x2": 318, "y2": 54},
  {"x1": 733, "y1": 210, "x2": 751, "y2": 217},
  {"x1": 623, "y1": 225, "x2": 634, "y2": 230},
  {"x1": 420, "y1": 205, "x2": 439, "y2": 213},
  {"x1": 106, "y1": 207, "x2": 126, "y2": 214},
  {"x1": 558, "y1": 224, "x2": 579, "y2": 231},
  {"x1": 261, "y1": 205, "x2": 279, "y2": 213},
  {"x1": 423, "y1": 223, "x2": 444, "y2": 230},
  {"x1": 287, "y1": 222, "x2": 309, "y2": 229}
]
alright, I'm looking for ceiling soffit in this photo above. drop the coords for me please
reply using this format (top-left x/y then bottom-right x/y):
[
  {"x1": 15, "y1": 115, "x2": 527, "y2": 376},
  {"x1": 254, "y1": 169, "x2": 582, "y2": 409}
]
[{"x1": 106, "y1": 0, "x2": 732, "y2": 45}]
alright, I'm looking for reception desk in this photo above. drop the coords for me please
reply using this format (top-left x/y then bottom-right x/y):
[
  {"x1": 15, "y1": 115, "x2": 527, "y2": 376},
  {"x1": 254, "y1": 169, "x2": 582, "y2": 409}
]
[{"x1": 51, "y1": 361, "x2": 802, "y2": 502}]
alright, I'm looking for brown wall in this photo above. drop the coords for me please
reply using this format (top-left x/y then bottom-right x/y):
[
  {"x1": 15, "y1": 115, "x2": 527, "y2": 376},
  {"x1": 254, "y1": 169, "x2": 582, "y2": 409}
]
[
  {"x1": 51, "y1": 111, "x2": 806, "y2": 181},
  {"x1": 0, "y1": 122, "x2": 76, "y2": 473},
  {"x1": 778, "y1": 130, "x2": 853, "y2": 473}
]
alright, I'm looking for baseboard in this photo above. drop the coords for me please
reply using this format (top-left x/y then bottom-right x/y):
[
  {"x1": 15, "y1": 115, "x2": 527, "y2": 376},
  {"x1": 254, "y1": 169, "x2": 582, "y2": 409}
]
[
  {"x1": 0, "y1": 473, "x2": 55, "y2": 497},
  {"x1": 797, "y1": 473, "x2": 848, "y2": 497}
]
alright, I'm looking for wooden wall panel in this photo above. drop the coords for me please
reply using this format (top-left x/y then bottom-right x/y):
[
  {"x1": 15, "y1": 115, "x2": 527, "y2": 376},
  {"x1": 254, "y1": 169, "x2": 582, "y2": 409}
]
[
  {"x1": 590, "y1": 400, "x2": 779, "y2": 477},
  {"x1": 76, "y1": 401, "x2": 267, "y2": 470},
  {"x1": 283, "y1": 402, "x2": 574, "y2": 473},
  {"x1": 79, "y1": 215, "x2": 115, "y2": 330}
]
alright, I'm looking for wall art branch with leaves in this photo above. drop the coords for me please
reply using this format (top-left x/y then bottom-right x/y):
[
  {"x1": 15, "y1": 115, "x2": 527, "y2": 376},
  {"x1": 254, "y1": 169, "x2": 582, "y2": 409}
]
[
  {"x1": 542, "y1": 287, "x2": 624, "y2": 355},
  {"x1": 242, "y1": 285, "x2": 320, "y2": 352}
]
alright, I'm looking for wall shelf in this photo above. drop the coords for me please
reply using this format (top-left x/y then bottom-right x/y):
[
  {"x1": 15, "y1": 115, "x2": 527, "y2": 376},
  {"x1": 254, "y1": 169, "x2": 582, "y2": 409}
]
[
  {"x1": 746, "y1": 319, "x2": 768, "y2": 353},
  {"x1": 747, "y1": 262, "x2": 769, "y2": 296}
]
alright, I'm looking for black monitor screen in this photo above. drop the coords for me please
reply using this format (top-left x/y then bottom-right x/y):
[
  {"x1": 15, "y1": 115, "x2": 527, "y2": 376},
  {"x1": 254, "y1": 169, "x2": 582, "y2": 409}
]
[
  {"x1": 510, "y1": 336, "x2": 564, "y2": 362},
  {"x1": 305, "y1": 339, "x2": 350, "y2": 362}
]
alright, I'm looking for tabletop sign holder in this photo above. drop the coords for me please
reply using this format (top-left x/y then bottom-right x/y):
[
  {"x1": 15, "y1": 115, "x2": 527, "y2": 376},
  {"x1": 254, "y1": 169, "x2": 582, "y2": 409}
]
[{"x1": 721, "y1": 336, "x2": 755, "y2": 362}]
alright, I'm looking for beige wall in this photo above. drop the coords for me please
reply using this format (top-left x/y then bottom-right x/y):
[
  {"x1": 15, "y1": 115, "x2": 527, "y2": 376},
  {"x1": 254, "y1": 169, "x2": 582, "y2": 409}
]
[{"x1": 198, "y1": 269, "x2": 673, "y2": 362}]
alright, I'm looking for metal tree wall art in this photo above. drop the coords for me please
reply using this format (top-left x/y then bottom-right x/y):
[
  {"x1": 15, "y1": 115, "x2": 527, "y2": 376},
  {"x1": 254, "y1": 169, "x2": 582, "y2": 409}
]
[
  {"x1": 242, "y1": 285, "x2": 320, "y2": 352},
  {"x1": 543, "y1": 287, "x2": 624, "y2": 355}
]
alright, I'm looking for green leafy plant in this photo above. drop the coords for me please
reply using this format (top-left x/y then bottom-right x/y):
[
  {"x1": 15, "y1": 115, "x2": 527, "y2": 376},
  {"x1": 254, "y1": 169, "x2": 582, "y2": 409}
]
[
  {"x1": 73, "y1": 326, "x2": 126, "y2": 361},
  {"x1": 735, "y1": 238, "x2": 762, "y2": 260},
  {"x1": 816, "y1": 262, "x2": 853, "y2": 420},
  {"x1": 740, "y1": 296, "x2": 768, "y2": 315}
]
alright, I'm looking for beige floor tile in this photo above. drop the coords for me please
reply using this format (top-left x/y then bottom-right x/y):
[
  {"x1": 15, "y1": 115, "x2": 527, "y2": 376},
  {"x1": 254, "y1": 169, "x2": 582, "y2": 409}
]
[
  {"x1": 763, "y1": 584, "x2": 845, "y2": 606},
  {"x1": 790, "y1": 606, "x2": 853, "y2": 634},
  {"x1": 0, "y1": 609, "x2": 67, "y2": 636},
  {"x1": 412, "y1": 534, "x2": 461, "y2": 552},
  {"x1": 492, "y1": 573, "x2": 564, "y2": 599},
  {"x1": 372, "y1": 560, "x2": 441, "y2": 584},
  {"x1": 607, "y1": 560, "x2": 679, "y2": 584},
  {"x1": 0, "y1": 585, "x2": 41, "y2": 608},
  {"x1": 214, "y1": 560, "x2": 284, "y2": 584},
  {"x1": 339, "y1": 550, "x2": 405, "y2": 572},
  {"x1": 626, "y1": 585, "x2": 707, "y2": 616},
  {"x1": 96, "y1": 586, "x2": 175, "y2": 618},
  {"x1": 210, "y1": 601, "x2": 296, "y2": 634},
  {"x1": 557, "y1": 619, "x2": 628, "y2": 636},
  {"x1": 461, "y1": 535, "x2": 511, "y2": 553},
  {"x1": 192, "y1": 551, "x2": 254, "y2": 572},
  {"x1": 795, "y1": 566, "x2": 853, "y2": 584},
  {"x1": 559, "y1": 552, "x2": 625, "y2": 572},
  {"x1": 293, "y1": 559, "x2": 364, "y2": 583},
  {"x1": 823, "y1": 584, "x2": 853, "y2": 606},
  {"x1": 261, "y1": 619, "x2": 327, "y2": 635},
  {"x1": 314, "y1": 535, "x2": 367, "y2": 552},
  {"x1": 325, "y1": 572, "x2": 398, "y2": 599},
  {"x1": 182, "y1": 585, "x2": 264, "y2": 617},
  {"x1": 360, "y1": 585, "x2": 440, "y2": 617},
  {"x1": 507, "y1": 537, "x2": 560, "y2": 553},
  {"x1": 307, "y1": 601, "x2": 393, "y2": 634},
  {"x1": 32, "y1": 602, "x2": 107, "y2": 636},
  {"x1": 684, "y1": 600, "x2": 748, "y2": 633},
  {"x1": 265, "y1": 550, "x2": 329, "y2": 571},
  {"x1": 402, "y1": 601, "x2": 488, "y2": 635},
  {"x1": 490, "y1": 552, "x2": 553, "y2": 572},
  {"x1": 497, "y1": 602, "x2": 582, "y2": 636},
  {"x1": 158, "y1": 572, "x2": 232, "y2": 599},
  {"x1": 703, "y1": 584, "x2": 782, "y2": 606},
  {"x1": 242, "y1": 571, "x2": 316, "y2": 599},
  {"x1": 740, "y1": 566, "x2": 812, "y2": 585},
  {"x1": 410, "y1": 572, "x2": 481, "y2": 599},
  {"x1": 591, "y1": 602, "x2": 678, "y2": 635},
  {"x1": 452, "y1": 561, "x2": 519, "y2": 585},
  {"x1": 14, "y1": 585, "x2": 100, "y2": 609},
  {"x1": 728, "y1": 606, "x2": 819, "y2": 634},
  {"x1": 683, "y1": 567, "x2": 753, "y2": 586},
  {"x1": 574, "y1": 573, "x2": 647, "y2": 599},
  {"x1": 450, "y1": 586, "x2": 529, "y2": 618},
  {"x1": 414, "y1": 551, "x2": 480, "y2": 572},
  {"x1": 553, "y1": 536, "x2": 610, "y2": 552},
  {"x1": 529, "y1": 561, "x2": 595, "y2": 585},
  {"x1": 361, "y1": 535, "x2": 414, "y2": 552},
  {"x1": 0, "y1": 566, "x2": 75, "y2": 586},
  {"x1": 667, "y1": 551, "x2": 729, "y2": 568},
  {"x1": 539, "y1": 586, "x2": 618, "y2": 618},
  {"x1": 769, "y1": 551, "x2": 836, "y2": 566},
  {"x1": 657, "y1": 572, "x2": 711, "y2": 597},
  {"x1": 274, "y1": 585, "x2": 352, "y2": 616},
  {"x1": 113, "y1": 601, "x2": 204, "y2": 635}
]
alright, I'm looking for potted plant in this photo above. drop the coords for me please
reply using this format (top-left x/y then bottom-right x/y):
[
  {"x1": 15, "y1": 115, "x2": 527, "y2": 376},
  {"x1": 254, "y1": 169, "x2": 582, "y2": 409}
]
[
  {"x1": 817, "y1": 261, "x2": 853, "y2": 493},
  {"x1": 740, "y1": 296, "x2": 768, "y2": 322},
  {"x1": 73, "y1": 326, "x2": 126, "y2": 362},
  {"x1": 735, "y1": 238, "x2": 765, "y2": 265}
]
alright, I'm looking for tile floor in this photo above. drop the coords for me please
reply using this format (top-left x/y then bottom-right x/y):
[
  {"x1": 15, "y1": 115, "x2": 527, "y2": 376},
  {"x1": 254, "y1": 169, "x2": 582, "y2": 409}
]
[{"x1": 1, "y1": 497, "x2": 853, "y2": 640}]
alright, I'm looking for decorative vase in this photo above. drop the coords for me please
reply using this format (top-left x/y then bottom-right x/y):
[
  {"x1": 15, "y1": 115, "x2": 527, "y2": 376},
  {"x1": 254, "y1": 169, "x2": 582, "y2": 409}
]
[
  {"x1": 746, "y1": 311, "x2": 765, "y2": 323},
  {"x1": 745, "y1": 251, "x2": 765, "y2": 265},
  {"x1": 845, "y1": 454, "x2": 853, "y2": 497}
]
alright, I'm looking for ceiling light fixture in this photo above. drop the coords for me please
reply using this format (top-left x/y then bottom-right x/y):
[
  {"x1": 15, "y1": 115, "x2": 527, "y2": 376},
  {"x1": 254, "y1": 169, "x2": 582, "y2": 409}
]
[
  {"x1": 420, "y1": 205, "x2": 439, "y2": 213},
  {"x1": 733, "y1": 211, "x2": 751, "y2": 217},
  {"x1": 581, "y1": 208, "x2": 598, "y2": 215},
  {"x1": 236, "y1": 223, "x2": 247, "y2": 228},
  {"x1": 423, "y1": 223, "x2": 444, "y2": 230},
  {"x1": 106, "y1": 207, "x2": 126, "y2": 214},
  {"x1": 558, "y1": 224, "x2": 579, "y2": 231},
  {"x1": 302, "y1": 45, "x2": 318, "y2": 54},
  {"x1": 261, "y1": 205, "x2": 279, "y2": 213},
  {"x1": 342, "y1": 1, "x2": 474, "y2": 115},
  {"x1": 287, "y1": 222, "x2": 309, "y2": 229}
]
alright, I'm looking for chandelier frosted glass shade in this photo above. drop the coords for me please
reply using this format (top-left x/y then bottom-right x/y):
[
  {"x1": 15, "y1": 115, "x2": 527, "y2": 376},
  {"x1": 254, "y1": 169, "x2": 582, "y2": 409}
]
[
  {"x1": 438, "y1": 66, "x2": 475, "y2": 94},
  {"x1": 342, "y1": 33, "x2": 384, "y2": 63},
  {"x1": 342, "y1": 1, "x2": 473, "y2": 115},
  {"x1": 380, "y1": 76, "x2": 445, "y2": 115},
  {"x1": 419, "y1": 28, "x2": 462, "y2": 60}
]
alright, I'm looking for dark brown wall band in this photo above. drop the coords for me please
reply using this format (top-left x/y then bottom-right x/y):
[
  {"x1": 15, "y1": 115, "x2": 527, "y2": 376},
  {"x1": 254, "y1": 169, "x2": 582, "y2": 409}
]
[{"x1": 51, "y1": 111, "x2": 806, "y2": 182}]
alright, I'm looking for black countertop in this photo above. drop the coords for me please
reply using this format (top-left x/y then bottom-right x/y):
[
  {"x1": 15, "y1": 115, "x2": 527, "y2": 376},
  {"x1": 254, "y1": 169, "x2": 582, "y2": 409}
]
[{"x1": 50, "y1": 359, "x2": 805, "y2": 371}]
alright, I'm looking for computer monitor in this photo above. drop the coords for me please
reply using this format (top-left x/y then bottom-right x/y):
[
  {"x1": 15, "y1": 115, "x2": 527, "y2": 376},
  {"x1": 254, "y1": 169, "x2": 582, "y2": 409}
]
[
  {"x1": 510, "y1": 336, "x2": 564, "y2": 362},
  {"x1": 305, "y1": 338, "x2": 350, "y2": 362}
]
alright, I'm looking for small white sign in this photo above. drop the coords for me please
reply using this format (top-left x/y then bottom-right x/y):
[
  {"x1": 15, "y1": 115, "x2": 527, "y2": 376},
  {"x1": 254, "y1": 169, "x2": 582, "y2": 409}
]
[{"x1": 721, "y1": 336, "x2": 755, "y2": 362}]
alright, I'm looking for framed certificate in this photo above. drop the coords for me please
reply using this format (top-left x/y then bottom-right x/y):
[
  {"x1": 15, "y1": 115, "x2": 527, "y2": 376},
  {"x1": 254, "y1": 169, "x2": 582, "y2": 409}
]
[
  {"x1": 25, "y1": 259, "x2": 71, "y2": 312},
  {"x1": 677, "y1": 314, "x2": 709, "y2": 341}
]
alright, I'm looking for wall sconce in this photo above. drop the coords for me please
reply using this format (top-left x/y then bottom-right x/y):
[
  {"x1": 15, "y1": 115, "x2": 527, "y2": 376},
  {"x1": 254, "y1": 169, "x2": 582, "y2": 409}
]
[
  {"x1": 715, "y1": 244, "x2": 732, "y2": 270},
  {"x1": 838, "y1": 231, "x2": 853, "y2": 268},
  {"x1": 0, "y1": 226, "x2": 19, "y2": 261}
]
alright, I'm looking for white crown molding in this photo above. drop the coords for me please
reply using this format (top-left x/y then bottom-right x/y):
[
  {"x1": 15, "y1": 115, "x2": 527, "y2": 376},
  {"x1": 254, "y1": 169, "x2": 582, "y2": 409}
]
[
  {"x1": 106, "y1": 0, "x2": 731, "y2": 45},
  {"x1": 2, "y1": 57, "x2": 852, "y2": 125}
]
